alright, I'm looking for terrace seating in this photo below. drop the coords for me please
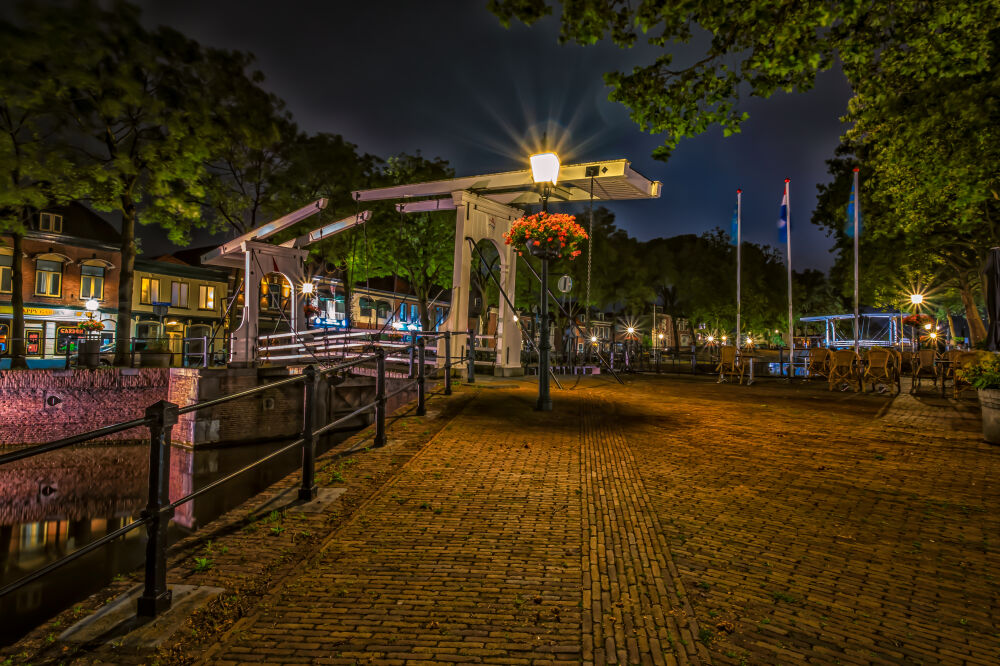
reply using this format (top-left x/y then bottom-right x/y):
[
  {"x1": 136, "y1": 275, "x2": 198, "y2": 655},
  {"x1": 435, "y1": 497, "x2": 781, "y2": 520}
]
[
  {"x1": 828, "y1": 349, "x2": 861, "y2": 392},
  {"x1": 911, "y1": 349, "x2": 939, "y2": 393},
  {"x1": 715, "y1": 345, "x2": 744, "y2": 384},
  {"x1": 806, "y1": 348, "x2": 832, "y2": 380},
  {"x1": 863, "y1": 346, "x2": 896, "y2": 393}
]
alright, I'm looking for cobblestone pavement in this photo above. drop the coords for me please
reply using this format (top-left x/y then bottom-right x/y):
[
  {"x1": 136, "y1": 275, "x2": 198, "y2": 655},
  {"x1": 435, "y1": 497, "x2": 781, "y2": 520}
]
[
  {"x1": 198, "y1": 375, "x2": 997, "y2": 665},
  {"x1": 7, "y1": 374, "x2": 998, "y2": 665}
]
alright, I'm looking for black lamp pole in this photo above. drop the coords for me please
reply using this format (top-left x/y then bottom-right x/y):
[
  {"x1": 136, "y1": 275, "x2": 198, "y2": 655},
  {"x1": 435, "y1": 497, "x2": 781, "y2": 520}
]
[{"x1": 536, "y1": 184, "x2": 552, "y2": 411}]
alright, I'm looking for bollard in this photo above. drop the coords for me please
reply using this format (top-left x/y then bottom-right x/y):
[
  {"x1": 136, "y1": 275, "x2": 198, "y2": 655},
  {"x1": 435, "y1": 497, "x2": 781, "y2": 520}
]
[
  {"x1": 443, "y1": 332, "x2": 452, "y2": 395},
  {"x1": 417, "y1": 338, "x2": 427, "y2": 416},
  {"x1": 466, "y1": 328, "x2": 475, "y2": 384},
  {"x1": 374, "y1": 348, "x2": 386, "y2": 446},
  {"x1": 137, "y1": 400, "x2": 178, "y2": 618},
  {"x1": 298, "y1": 366, "x2": 318, "y2": 501}
]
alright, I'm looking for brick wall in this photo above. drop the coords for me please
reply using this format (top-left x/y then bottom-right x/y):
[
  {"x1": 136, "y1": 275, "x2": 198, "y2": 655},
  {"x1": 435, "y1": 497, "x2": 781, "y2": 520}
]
[
  {"x1": 0, "y1": 237, "x2": 121, "y2": 310},
  {"x1": 0, "y1": 368, "x2": 169, "y2": 445}
]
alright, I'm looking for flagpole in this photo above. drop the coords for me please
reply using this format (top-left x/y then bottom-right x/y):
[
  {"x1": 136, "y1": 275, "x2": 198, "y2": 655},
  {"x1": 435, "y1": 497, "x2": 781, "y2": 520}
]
[
  {"x1": 736, "y1": 189, "x2": 742, "y2": 349},
  {"x1": 853, "y1": 167, "x2": 860, "y2": 354},
  {"x1": 785, "y1": 178, "x2": 794, "y2": 379}
]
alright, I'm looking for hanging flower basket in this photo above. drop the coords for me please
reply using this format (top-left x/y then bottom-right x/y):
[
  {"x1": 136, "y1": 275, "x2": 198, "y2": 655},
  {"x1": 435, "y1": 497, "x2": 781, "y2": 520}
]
[
  {"x1": 503, "y1": 212, "x2": 588, "y2": 261},
  {"x1": 78, "y1": 318, "x2": 104, "y2": 333},
  {"x1": 303, "y1": 303, "x2": 321, "y2": 319},
  {"x1": 901, "y1": 313, "x2": 934, "y2": 328}
]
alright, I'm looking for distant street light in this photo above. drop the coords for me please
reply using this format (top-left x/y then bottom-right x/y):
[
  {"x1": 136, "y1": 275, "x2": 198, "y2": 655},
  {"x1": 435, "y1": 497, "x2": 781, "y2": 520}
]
[
  {"x1": 910, "y1": 293, "x2": 923, "y2": 305},
  {"x1": 301, "y1": 281, "x2": 315, "y2": 295}
]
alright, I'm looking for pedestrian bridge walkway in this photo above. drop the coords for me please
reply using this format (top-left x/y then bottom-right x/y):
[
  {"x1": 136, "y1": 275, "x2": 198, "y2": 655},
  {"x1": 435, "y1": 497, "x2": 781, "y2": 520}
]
[{"x1": 12, "y1": 375, "x2": 998, "y2": 665}]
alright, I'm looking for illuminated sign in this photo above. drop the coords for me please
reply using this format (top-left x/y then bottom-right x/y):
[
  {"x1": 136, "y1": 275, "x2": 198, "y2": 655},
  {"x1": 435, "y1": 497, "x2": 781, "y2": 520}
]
[{"x1": 313, "y1": 317, "x2": 348, "y2": 328}]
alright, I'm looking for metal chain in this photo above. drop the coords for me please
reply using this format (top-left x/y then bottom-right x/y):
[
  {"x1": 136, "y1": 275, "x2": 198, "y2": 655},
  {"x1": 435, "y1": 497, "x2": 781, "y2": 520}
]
[{"x1": 586, "y1": 175, "x2": 594, "y2": 324}]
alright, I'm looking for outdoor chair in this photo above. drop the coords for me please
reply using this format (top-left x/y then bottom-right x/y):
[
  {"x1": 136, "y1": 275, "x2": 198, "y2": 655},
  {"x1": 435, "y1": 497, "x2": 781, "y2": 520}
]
[
  {"x1": 806, "y1": 348, "x2": 832, "y2": 380},
  {"x1": 863, "y1": 346, "x2": 895, "y2": 393},
  {"x1": 716, "y1": 345, "x2": 744, "y2": 384},
  {"x1": 952, "y1": 351, "x2": 980, "y2": 398},
  {"x1": 828, "y1": 349, "x2": 861, "y2": 392},
  {"x1": 911, "y1": 349, "x2": 939, "y2": 393}
]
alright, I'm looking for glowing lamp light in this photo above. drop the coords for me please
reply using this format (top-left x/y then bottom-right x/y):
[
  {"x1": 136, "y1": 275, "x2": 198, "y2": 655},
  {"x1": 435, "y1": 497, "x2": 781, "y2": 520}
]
[
  {"x1": 658, "y1": 333, "x2": 664, "y2": 340},
  {"x1": 529, "y1": 152, "x2": 560, "y2": 185},
  {"x1": 721, "y1": 336, "x2": 728, "y2": 342},
  {"x1": 301, "y1": 281, "x2": 315, "y2": 295},
  {"x1": 591, "y1": 336, "x2": 597, "y2": 343},
  {"x1": 513, "y1": 315, "x2": 519, "y2": 322},
  {"x1": 627, "y1": 327, "x2": 636, "y2": 335},
  {"x1": 930, "y1": 332, "x2": 938, "y2": 339},
  {"x1": 924, "y1": 323, "x2": 932, "y2": 330},
  {"x1": 85, "y1": 298, "x2": 99, "y2": 312},
  {"x1": 910, "y1": 293, "x2": 923, "y2": 305},
  {"x1": 707, "y1": 335, "x2": 715, "y2": 343}
]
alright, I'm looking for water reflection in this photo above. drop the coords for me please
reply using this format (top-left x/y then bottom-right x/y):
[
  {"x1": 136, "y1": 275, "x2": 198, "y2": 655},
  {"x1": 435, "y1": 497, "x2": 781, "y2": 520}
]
[{"x1": 0, "y1": 432, "x2": 348, "y2": 645}]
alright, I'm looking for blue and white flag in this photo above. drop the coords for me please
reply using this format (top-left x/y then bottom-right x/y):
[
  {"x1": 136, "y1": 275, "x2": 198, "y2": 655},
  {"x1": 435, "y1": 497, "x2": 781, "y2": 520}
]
[
  {"x1": 846, "y1": 181, "x2": 862, "y2": 238},
  {"x1": 777, "y1": 188, "x2": 789, "y2": 244},
  {"x1": 729, "y1": 205, "x2": 739, "y2": 246}
]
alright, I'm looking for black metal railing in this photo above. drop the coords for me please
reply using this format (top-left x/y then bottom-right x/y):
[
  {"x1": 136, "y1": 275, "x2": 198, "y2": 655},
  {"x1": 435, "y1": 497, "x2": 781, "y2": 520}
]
[
  {"x1": 0, "y1": 331, "x2": 461, "y2": 619},
  {"x1": 0, "y1": 334, "x2": 221, "y2": 369}
]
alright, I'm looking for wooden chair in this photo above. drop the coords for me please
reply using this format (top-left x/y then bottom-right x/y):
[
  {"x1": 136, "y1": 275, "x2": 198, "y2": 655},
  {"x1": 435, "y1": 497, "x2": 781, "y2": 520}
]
[
  {"x1": 863, "y1": 347, "x2": 895, "y2": 393},
  {"x1": 888, "y1": 348, "x2": 904, "y2": 390},
  {"x1": 715, "y1": 345, "x2": 744, "y2": 384},
  {"x1": 828, "y1": 349, "x2": 861, "y2": 392},
  {"x1": 806, "y1": 348, "x2": 832, "y2": 380},
  {"x1": 911, "y1": 349, "x2": 938, "y2": 393},
  {"x1": 953, "y1": 351, "x2": 980, "y2": 398}
]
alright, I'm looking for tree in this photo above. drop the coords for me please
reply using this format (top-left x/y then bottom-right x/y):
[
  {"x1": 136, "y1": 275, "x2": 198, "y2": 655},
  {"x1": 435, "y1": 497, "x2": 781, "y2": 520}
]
[
  {"x1": 0, "y1": 10, "x2": 80, "y2": 368},
  {"x1": 490, "y1": 1, "x2": 999, "y2": 159},
  {"x1": 366, "y1": 153, "x2": 456, "y2": 330},
  {"x1": 42, "y1": 1, "x2": 222, "y2": 364}
]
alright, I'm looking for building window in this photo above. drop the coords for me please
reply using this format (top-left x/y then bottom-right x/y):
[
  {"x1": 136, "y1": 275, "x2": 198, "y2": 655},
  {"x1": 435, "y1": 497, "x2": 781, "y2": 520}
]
[
  {"x1": 80, "y1": 264, "x2": 105, "y2": 300},
  {"x1": 0, "y1": 253, "x2": 11, "y2": 294},
  {"x1": 376, "y1": 301, "x2": 390, "y2": 319},
  {"x1": 171, "y1": 281, "x2": 189, "y2": 308},
  {"x1": 410, "y1": 304, "x2": 419, "y2": 323},
  {"x1": 359, "y1": 297, "x2": 375, "y2": 317},
  {"x1": 399, "y1": 303, "x2": 407, "y2": 322},
  {"x1": 199, "y1": 285, "x2": 215, "y2": 310},
  {"x1": 38, "y1": 213, "x2": 63, "y2": 233},
  {"x1": 140, "y1": 277, "x2": 160, "y2": 304},
  {"x1": 34, "y1": 259, "x2": 63, "y2": 297}
]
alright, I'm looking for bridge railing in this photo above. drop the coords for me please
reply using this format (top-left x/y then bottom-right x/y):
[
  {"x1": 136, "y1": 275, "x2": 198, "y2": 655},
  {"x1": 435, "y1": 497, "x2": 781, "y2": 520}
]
[{"x1": 0, "y1": 331, "x2": 458, "y2": 620}]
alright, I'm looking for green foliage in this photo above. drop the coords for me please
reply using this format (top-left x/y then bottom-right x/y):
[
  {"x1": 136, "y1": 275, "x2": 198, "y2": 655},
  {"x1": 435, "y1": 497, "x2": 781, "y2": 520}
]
[{"x1": 957, "y1": 352, "x2": 1000, "y2": 390}]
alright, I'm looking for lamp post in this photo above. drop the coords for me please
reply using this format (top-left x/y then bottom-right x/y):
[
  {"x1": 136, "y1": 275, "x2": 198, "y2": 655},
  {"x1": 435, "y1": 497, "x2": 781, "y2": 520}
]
[{"x1": 530, "y1": 151, "x2": 559, "y2": 411}]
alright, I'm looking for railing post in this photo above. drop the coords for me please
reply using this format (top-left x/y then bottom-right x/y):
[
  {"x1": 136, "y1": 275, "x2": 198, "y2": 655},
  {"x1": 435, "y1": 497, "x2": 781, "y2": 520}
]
[
  {"x1": 375, "y1": 348, "x2": 387, "y2": 446},
  {"x1": 299, "y1": 365, "x2": 318, "y2": 501},
  {"x1": 408, "y1": 341, "x2": 415, "y2": 379},
  {"x1": 443, "y1": 332, "x2": 452, "y2": 395},
  {"x1": 417, "y1": 337, "x2": 426, "y2": 416},
  {"x1": 466, "y1": 328, "x2": 475, "y2": 384},
  {"x1": 137, "y1": 399, "x2": 178, "y2": 618},
  {"x1": 64, "y1": 337, "x2": 72, "y2": 370},
  {"x1": 202, "y1": 336, "x2": 209, "y2": 367}
]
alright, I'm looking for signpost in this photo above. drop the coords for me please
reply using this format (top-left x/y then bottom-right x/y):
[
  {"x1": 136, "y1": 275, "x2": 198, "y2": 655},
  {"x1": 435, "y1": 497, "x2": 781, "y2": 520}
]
[{"x1": 557, "y1": 275, "x2": 572, "y2": 293}]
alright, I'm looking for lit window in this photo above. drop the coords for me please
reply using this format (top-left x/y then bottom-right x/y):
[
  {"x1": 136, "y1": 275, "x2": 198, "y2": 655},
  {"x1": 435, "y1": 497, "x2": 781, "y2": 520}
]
[
  {"x1": 199, "y1": 285, "x2": 215, "y2": 310},
  {"x1": 80, "y1": 264, "x2": 105, "y2": 300},
  {"x1": 34, "y1": 259, "x2": 62, "y2": 297},
  {"x1": 38, "y1": 213, "x2": 63, "y2": 233},
  {"x1": 0, "y1": 253, "x2": 11, "y2": 293},
  {"x1": 171, "y1": 281, "x2": 189, "y2": 308},
  {"x1": 399, "y1": 303, "x2": 407, "y2": 322},
  {"x1": 359, "y1": 297, "x2": 375, "y2": 317},
  {"x1": 140, "y1": 277, "x2": 160, "y2": 304}
]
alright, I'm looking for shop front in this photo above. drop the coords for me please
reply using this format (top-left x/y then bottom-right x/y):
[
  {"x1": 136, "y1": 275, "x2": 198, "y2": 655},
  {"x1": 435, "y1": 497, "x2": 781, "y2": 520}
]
[{"x1": 0, "y1": 305, "x2": 114, "y2": 361}]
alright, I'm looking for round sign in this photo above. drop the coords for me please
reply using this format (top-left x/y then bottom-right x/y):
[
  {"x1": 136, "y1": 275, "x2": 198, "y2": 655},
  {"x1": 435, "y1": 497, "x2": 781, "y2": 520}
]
[{"x1": 557, "y1": 275, "x2": 573, "y2": 293}]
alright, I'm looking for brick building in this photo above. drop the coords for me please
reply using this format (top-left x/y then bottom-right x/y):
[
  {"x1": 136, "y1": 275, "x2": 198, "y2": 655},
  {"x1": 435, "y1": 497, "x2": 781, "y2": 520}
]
[{"x1": 0, "y1": 203, "x2": 120, "y2": 357}]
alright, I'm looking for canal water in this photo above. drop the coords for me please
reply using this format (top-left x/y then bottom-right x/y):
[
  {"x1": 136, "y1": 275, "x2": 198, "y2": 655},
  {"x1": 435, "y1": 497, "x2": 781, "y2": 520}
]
[{"x1": 0, "y1": 432, "x2": 352, "y2": 645}]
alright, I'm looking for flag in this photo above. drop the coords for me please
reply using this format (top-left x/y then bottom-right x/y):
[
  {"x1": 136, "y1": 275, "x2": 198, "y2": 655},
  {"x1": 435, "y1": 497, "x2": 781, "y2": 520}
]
[
  {"x1": 777, "y1": 189, "x2": 789, "y2": 244},
  {"x1": 729, "y1": 205, "x2": 739, "y2": 246},
  {"x1": 846, "y1": 182, "x2": 862, "y2": 238}
]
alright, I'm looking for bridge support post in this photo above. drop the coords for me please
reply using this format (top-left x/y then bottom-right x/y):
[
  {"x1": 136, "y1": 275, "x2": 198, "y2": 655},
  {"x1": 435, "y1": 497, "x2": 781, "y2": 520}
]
[
  {"x1": 467, "y1": 328, "x2": 475, "y2": 384},
  {"x1": 444, "y1": 332, "x2": 452, "y2": 395},
  {"x1": 417, "y1": 338, "x2": 427, "y2": 416},
  {"x1": 374, "y1": 348, "x2": 386, "y2": 446},
  {"x1": 137, "y1": 400, "x2": 178, "y2": 618},
  {"x1": 298, "y1": 365, "x2": 318, "y2": 501}
]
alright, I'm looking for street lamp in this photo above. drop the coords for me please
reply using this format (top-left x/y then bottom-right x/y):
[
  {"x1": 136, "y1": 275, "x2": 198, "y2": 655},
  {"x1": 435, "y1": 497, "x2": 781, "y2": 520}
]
[
  {"x1": 530, "y1": 151, "x2": 560, "y2": 411},
  {"x1": 910, "y1": 293, "x2": 923, "y2": 305},
  {"x1": 301, "y1": 281, "x2": 314, "y2": 295}
]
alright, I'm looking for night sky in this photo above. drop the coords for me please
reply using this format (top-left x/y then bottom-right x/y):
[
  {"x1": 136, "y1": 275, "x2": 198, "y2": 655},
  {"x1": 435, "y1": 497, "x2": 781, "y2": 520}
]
[{"x1": 136, "y1": 0, "x2": 853, "y2": 270}]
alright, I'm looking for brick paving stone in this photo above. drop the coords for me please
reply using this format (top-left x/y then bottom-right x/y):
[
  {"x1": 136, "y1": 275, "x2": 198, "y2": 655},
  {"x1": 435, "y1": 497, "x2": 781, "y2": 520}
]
[{"x1": 7, "y1": 373, "x2": 999, "y2": 665}]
